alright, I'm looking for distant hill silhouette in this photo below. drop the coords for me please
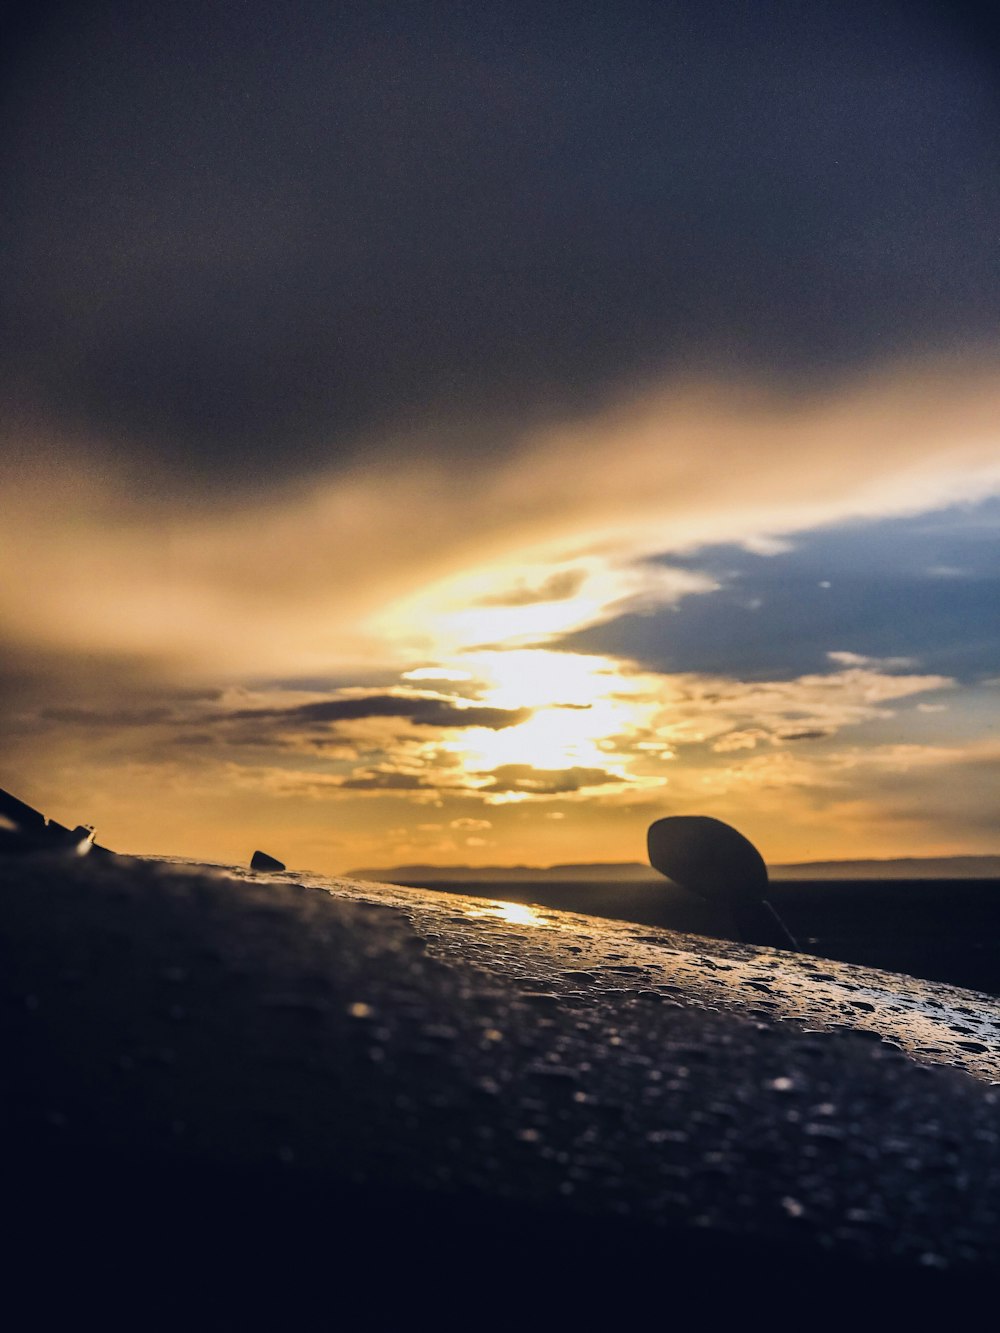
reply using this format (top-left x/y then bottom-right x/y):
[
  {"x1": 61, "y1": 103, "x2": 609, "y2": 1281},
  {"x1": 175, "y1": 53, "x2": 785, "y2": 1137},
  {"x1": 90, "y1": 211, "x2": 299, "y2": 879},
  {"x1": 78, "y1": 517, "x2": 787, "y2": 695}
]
[
  {"x1": 346, "y1": 861, "x2": 658, "y2": 883},
  {"x1": 347, "y1": 855, "x2": 1000, "y2": 883}
]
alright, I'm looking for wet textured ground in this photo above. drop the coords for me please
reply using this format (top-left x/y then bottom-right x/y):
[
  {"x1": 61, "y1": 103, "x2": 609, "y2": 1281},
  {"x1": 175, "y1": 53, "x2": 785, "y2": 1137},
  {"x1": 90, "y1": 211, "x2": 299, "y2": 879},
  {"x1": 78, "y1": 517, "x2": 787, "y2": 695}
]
[
  {"x1": 3, "y1": 856, "x2": 1000, "y2": 1318},
  {"x1": 403, "y1": 874, "x2": 1000, "y2": 995}
]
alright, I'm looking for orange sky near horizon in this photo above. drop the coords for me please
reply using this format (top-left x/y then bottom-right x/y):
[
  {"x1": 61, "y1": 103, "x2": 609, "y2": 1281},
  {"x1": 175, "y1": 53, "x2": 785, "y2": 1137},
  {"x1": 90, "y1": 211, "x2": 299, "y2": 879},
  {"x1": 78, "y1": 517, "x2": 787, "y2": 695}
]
[{"x1": 4, "y1": 360, "x2": 1000, "y2": 875}]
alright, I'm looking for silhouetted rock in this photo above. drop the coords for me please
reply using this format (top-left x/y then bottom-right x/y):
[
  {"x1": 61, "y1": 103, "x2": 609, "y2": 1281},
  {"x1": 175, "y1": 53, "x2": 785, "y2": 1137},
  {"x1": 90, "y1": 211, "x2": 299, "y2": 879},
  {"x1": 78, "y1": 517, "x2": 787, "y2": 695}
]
[
  {"x1": 250, "y1": 849, "x2": 286, "y2": 872},
  {"x1": 647, "y1": 815, "x2": 796, "y2": 949}
]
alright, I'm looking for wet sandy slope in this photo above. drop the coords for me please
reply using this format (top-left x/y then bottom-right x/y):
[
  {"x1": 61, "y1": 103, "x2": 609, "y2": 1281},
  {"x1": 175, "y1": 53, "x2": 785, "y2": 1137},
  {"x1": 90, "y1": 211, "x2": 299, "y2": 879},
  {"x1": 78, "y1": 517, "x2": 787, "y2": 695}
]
[{"x1": 3, "y1": 856, "x2": 1000, "y2": 1313}]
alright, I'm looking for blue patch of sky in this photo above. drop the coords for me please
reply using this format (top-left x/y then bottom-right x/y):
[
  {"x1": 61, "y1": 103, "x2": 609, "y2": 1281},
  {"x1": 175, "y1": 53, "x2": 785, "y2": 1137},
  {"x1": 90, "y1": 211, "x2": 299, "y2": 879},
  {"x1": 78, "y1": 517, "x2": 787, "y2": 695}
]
[{"x1": 559, "y1": 499, "x2": 1000, "y2": 682}]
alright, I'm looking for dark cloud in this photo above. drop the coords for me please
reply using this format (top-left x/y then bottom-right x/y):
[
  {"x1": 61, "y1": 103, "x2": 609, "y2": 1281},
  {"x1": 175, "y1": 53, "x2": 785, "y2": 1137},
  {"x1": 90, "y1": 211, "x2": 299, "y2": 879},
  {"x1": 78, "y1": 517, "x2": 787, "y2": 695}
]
[
  {"x1": 39, "y1": 706, "x2": 176, "y2": 727},
  {"x1": 558, "y1": 500, "x2": 1000, "y2": 682},
  {"x1": 340, "y1": 772, "x2": 432, "y2": 791},
  {"x1": 227, "y1": 695, "x2": 530, "y2": 731},
  {"x1": 14, "y1": 688, "x2": 529, "y2": 762},
  {"x1": 478, "y1": 569, "x2": 586, "y2": 607},
  {"x1": 4, "y1": 3, "x2": 999, "y2": 486},
  {"x1": 479, "y1": 764, "x2": 620, "y2": 794},
  {"x1": 0, "y1": 646, "x2": 224, "y2": 748}
]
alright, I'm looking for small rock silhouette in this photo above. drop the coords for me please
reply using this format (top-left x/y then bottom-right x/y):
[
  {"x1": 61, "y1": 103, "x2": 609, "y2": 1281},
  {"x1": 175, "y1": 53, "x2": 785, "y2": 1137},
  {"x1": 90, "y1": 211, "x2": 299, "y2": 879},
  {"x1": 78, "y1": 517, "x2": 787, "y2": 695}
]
[{"x1": 250, "y1": 850, "x2": 286, "y2": 872}]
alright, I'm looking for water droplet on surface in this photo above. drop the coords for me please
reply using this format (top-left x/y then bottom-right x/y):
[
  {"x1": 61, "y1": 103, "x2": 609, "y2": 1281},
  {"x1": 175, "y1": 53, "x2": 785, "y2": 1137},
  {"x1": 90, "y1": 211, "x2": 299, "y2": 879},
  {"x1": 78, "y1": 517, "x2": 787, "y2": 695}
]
[{"x1": 767, "y1": 1076, "x2": 796, "y2": 1092}]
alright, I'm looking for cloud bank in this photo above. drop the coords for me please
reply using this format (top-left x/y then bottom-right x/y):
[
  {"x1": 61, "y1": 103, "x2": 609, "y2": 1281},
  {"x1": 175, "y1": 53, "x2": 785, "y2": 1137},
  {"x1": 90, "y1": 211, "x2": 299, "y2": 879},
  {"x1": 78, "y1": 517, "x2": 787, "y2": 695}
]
[{"x1": 5, "y1": 357, "x2": 1000, "y2": 684}]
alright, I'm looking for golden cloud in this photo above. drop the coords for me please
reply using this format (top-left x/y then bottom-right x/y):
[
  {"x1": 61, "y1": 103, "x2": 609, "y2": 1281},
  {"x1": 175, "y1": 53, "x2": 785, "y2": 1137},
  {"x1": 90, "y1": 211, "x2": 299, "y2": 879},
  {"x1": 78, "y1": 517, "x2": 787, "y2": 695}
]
[{"x1": 4, "y1": 354, "x2": 1000, "y2": 684}]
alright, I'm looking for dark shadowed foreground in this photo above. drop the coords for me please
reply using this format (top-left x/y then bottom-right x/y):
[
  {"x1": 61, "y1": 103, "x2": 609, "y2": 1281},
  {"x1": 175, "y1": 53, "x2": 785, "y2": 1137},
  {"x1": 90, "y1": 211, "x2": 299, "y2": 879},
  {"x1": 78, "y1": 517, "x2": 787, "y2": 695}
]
[{"x1": 3, "y1": 856, "x2": 1000, "y2": 1322}]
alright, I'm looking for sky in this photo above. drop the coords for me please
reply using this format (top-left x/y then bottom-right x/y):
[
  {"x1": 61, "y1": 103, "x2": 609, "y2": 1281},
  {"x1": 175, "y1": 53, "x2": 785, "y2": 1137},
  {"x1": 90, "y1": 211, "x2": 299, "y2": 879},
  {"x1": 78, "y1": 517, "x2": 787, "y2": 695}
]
[{"x1": 3, "y1": 1, "x2": 999, "y2": 873}]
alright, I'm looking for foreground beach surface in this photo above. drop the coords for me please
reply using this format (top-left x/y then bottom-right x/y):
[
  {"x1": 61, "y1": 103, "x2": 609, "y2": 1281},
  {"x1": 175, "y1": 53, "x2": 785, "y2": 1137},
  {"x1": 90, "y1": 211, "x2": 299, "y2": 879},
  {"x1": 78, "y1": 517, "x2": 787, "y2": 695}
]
[{"x1": 4, "y1": 855, "x2": 1000, "y2": 1319}]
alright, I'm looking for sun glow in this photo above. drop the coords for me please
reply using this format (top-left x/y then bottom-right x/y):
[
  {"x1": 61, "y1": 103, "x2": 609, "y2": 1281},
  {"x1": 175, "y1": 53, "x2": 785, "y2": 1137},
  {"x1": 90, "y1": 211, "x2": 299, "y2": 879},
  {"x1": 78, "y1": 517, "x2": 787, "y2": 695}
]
[
  {"x1": 466, "y1": 648, "x2": 621, "y2": 710},
  {"x1": 440, "y1": 717, "x2": 615, "y2": 785},
  {"x1": 432, "y1": 649, "x2": 662, "y2": 781},
  {"x1": 372, "y1": 545, "x2": 682, "y2": 783},
  {"x1": 369, "y1": 554, "x2": 714, "y2": 659}
]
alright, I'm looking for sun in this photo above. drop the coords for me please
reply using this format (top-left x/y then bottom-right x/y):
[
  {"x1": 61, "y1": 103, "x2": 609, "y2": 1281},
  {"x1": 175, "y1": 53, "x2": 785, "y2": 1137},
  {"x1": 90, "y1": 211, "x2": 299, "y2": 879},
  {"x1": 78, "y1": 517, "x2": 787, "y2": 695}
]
[
  {"x1": 370, "y1": 554, "x2": 681, "y2": 787},
  {"x1": 429, "y1": 649, "x2": 662, "y2": 782}
]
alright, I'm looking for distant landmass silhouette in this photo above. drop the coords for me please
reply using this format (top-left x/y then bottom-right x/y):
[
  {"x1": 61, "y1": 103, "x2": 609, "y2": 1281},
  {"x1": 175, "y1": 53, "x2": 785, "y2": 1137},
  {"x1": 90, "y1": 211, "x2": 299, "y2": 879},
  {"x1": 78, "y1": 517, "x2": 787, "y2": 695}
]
[{"x1": 347, "y1": 855, "x2": 1000, "y2": 883}]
